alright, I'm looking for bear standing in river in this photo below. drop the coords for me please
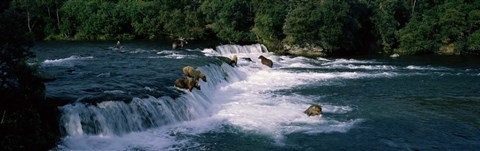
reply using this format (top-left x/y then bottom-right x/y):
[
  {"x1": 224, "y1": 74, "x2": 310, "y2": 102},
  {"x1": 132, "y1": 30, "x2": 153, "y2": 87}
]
[
  {"x1": 182, "y1": 66, "x2": 207, "y2": 82},
  {"x1": 216, "y1": 55, "x2": 238, "y2": 67},
  {"x1": 175, "y1": 77, "x2": 200, "y2": 91},
  {"x1": 258, "y1": 55, "x2": 273, "y2": 68},
  {"x1": 232, "y1": 55, "x2": 238, "y2": 66}
]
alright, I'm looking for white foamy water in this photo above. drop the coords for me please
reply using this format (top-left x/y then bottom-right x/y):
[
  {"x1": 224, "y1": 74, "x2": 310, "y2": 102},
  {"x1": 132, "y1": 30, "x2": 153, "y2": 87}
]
[
  {"x1": 285, "y1": 62, "x2": 317, "y2": 68},
  {"x1": 214, "y1": 44, "x2": 267, "y2": 55},
  {"x1": 276, "y1": 56, "x2": 324, "y2": 69},
  {"x1": 323, "y1": 64, "x2": 397, "y2": 70},
  {"x1": 103, "y1": 90, "x2": 125, "y2": 94},
  {"x1": 322, "y1": 58, "x2": 376, "y2": 65},
  {"x1": 128, "y1": 48, "x2": 157, "y2": 54},
  {"x1": 201, "y1": 48, "x2": 216, "y2": 56},
  {"x1": 42, "y1": 55, "x2": 93, "y2": 67},
  {"x1": 405, "y1": 65, "x2": 451, "y2": 71},
  {"x1": 56, "y1": 44, "x2": 401, "y2": 150},
  {"x1": 202, "y1": 63, "x2": 367, "y2": 142},
  {"x1": 156, "y1": 50, "x2": 195, "y2": 59},
  {"x1": 203, "y1": 44, "x2": 276, "y2": 68}
]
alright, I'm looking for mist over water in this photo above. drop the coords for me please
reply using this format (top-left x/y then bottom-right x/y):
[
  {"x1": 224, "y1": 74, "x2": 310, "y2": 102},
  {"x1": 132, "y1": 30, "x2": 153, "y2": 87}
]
[{"x1": 33, "y1": 42, "x2": 480, "y2": 150}]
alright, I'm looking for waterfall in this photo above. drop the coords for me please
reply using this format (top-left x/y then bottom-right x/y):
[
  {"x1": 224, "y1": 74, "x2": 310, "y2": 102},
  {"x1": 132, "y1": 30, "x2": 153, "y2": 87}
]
[
  {"x1": 209, "y1": 44, "x2": 268, "y2": 56},
  {"x1": 58, "y1": 44, "x2": 269, "y2": 137},
  {"x1": 58, "y1": 64, "x2": 242, "y2": 136},
  {"x1": 59, "y1": 96, "x2": 186, "y2": 136}
]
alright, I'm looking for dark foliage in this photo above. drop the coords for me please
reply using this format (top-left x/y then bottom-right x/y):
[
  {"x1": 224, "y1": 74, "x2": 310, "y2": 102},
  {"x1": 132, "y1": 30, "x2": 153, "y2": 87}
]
[
  {"x1": 0, "y1": 7, "x2": 60, "y2": 151},
  {"x1": 6, "y1": 0, "x2": 480, "y2": 55}
]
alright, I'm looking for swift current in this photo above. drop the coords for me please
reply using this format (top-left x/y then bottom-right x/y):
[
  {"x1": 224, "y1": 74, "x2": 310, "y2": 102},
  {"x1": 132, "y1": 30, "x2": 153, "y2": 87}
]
[{"x1": 33, "y1": 41, "x2": 480, "y2": 150}]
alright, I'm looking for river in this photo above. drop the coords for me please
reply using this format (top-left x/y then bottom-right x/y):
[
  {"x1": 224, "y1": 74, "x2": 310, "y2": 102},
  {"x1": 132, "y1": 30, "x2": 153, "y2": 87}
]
[{"x1": 33, "y1": 41, "x2": 480, "y2": 150}]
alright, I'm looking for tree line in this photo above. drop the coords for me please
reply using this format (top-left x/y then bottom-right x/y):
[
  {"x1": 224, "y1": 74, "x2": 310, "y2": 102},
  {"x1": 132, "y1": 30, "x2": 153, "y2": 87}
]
[{"x1": 4, "y1": 0, "x2": 480, "y2": 55}]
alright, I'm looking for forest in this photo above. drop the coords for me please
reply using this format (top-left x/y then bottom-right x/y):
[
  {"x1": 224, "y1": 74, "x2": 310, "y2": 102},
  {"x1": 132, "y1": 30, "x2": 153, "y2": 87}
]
[{"x1": 3, "y1": 0, "x2": 480, "y2": 56}]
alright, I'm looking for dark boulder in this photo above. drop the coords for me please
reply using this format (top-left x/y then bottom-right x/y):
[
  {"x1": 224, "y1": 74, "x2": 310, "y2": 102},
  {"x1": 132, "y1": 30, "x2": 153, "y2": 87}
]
[
  {"x1": 304, "y1": 104, "x2": 322, "y2": 116},
  {"x1": 241, "y1": 57, "x2": 252, "y2": 62}
]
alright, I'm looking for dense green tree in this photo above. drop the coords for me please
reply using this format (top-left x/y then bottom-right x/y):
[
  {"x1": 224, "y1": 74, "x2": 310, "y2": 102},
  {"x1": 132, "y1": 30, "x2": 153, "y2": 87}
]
[
  {"x1": 39, "y1": 0, "x2": 66, "y2": 39},
  {"x1": 129, "y1": 1, "x2": 164, "y2": 39},
  {"x1": 370, "y1": 0, "x2": 409, "y2": 53},
  {"x1": 200, "y1": 0, "x2": 255, "y2": 43},
  {"x1": 3, "y1": 0, "x2": 480, "y2": 56},
  {"x1": 465, "y1": 1, "x2": 480, "y2": 55},
  {"x1": 344, "y1": 1, "x2": 375, "y2": 55},
  {"x1": 58, "y1": 0, "x2": 89, "y2": 39},
  {"x1": 467, "y1": 9, "x2": 480, "y2": 32},
  {"x1": 467, "y1": 29, "x2": 480, "y2": 54},
  {"x1": 78, "y1": 1, "x2": 133, "y2": 40},
  {"x1": 59, "y1": 0, "x2": 135, "y2": 40},
  {"x1": 283, "y1": 0, "x2": 357, "y2": 54},
  {"x1": 435, "y1": 1, "x2": 469, "y2": 55},
  {"x1": 396, "y1": 0, "x2": 480, "y2": 55},
  {"x1": 160, "y1": 0, "x2": 206, "y2": 41},
  {"x1": 396, "y1": 13, "x2": 437, "y2": 55},
  {"x1": 251, "y1": 0, "x2": 287, "y2": 52}
]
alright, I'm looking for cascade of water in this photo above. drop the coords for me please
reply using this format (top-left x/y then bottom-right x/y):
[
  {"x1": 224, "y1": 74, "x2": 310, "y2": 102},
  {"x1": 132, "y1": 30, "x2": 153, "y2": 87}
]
[
  {"x1": 58, "y1": 63, "x2": 244, "y2": 136},
  {"x1": 58, "y1": 44, "x2": 270, "y2": 137},
  {"x1": 55, "y1": 44, "x2": 375, "y2": 150},
  {"x1": 213, "y1": 44, "x2": 267, "y2": 56}
]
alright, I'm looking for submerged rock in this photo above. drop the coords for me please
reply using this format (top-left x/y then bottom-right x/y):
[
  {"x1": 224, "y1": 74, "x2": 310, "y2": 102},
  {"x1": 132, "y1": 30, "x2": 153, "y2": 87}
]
[
  {"x1": 258, "y1": 55, "x2": 273, "y2": 68},
  {"x1": 304, "y1": 104, "x2": 322, "y2": 116},
  {"x1": 242, "y1": 57, "x2": 253, "y2": 62}
]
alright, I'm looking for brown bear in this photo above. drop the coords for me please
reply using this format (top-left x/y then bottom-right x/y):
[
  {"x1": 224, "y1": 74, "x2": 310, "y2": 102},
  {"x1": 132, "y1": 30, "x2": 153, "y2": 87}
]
[
  {"x1": 175, "y1": 77, "x2": 200, "y2": 91},
  {"x1": 232, "y1": 55, "x2": 238, "y2": 66},
  {"x1": 304, "y1": 104, "x2": 322, "y2": 116},
  {"x1": 182, "y1": 66, "x2": 207, "y2": 82},
  {"x1": 258, "y1": 55, "x2": 273, "y2": 68}
]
